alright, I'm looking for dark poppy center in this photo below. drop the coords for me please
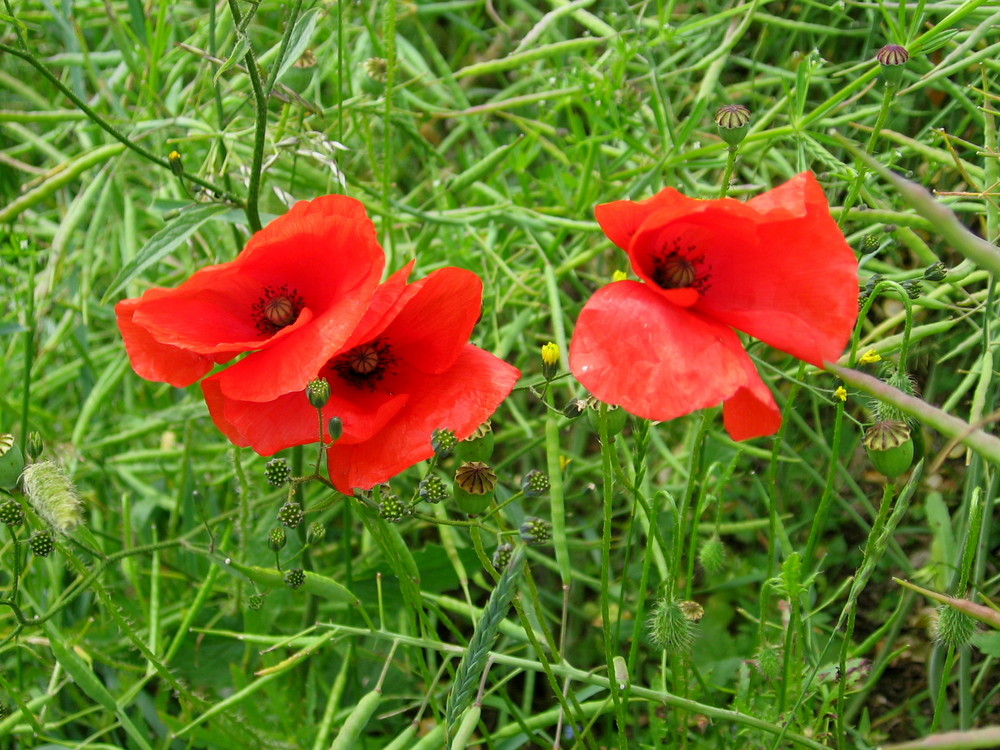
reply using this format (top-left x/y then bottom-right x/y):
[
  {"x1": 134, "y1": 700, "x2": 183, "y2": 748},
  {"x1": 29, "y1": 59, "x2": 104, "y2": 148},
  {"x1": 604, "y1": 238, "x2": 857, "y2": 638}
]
[
  {"x1": 331, "y1": 338, "x2": 395, "y2": 390},
  {"x1": 651, "y1": 240, "x2": 711, "y2": 293},
  {"x1": 252, "y1": 285, "x2": 305, "y2": 335}
]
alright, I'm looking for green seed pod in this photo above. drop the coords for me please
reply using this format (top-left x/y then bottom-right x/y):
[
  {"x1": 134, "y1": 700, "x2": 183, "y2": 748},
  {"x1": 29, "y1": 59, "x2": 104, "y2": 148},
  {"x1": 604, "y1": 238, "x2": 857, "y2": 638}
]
[
  {"x1": 29, "y1": 530, "x2": 55, "y2": 557},
  {"x1": 284, "y1": 569, "x2": 306, "y2": 589},
  {"x1": 0, "y1": 434, "x2": 25, "y2": 490},
  {"x1": 876, "y1": 44, "x2": 909, "y2": 87},
  {"x1": 714, "y1": 104, "x2": 751, "y2": 147},
  {"x1": 864, "y1": 420, "x2": 914, "y2": 478},
  {"x1": 453, "y1": 485, "x2": 494, "y2": 515},
  {"x1": 0, "y1": 499, "x2": 25, "y2": 527},
  {"x1": 456, "y1": 421, "x2": 494, "y2": 463},
  {"x1": 328, "y1": 689, "x2": 383, "y2": 750},
  {"x1": 277, "y1": 500, "x2": 304, "y2": 528},
  {"x1": 587, "y1": 401, "x2": 627, "y2": 436}
]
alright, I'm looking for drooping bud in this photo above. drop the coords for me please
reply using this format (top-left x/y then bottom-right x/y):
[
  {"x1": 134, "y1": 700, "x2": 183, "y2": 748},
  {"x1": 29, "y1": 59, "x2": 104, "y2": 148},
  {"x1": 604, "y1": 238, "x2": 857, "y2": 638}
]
[
  {"x1": 20, "y1": 461, "x2": 83, "y2": 533},
  {"x1": 521, "y1": 469, "x2": 549, "y2": 497},
  {"x1": 698, "y1": 534, "x2": 727, "y2": 574},
  {"x1": 267, "y1": 526, "x2": 287, "y2": 552},
  {"x1": 327, "y1": 417, "x2": 343, "y2": 442},
  {"x1": 901, "y1": 279, "x2": 922, "y2": 299},
  {"x1": 714, "y1": 104, "x2": 751, "y2": 147},
  {"x1": 923, "y1": 262, "x2": 948, "y2": 281},
  {"x1": 431, "y1": 428, "x2": 458, "y2": 458},
  {"x1": 456, "y1": 421, "x2": 494, "y2": 463},
  {"x1": 492, "y1": 543, "x2": 514, "y2": 571},
  {"x1": 864, "y1": 420, "x2": 914, "y2": 478},
  {"x1": 418, "y1": 474, "x2": 449, "y2": 504},
  {"x1": 541, "y1": 342, "x2": 560, "y2": 380},
  {"x1": 277, "y1": 500, "x2": 304, "y2": 528},
  {"x1": 264, "y1": 457, "x2": 291, "y2": 487},
  {"x1": 876, "y1": 44, "x2": 908, "y2": 86},
  {"x1": 519, "y1": 517, "x2": 551, "y2": 546},
  {"x1": 0, "y1": 434, "x2": 24, "y2": 490},
  {"x1": 306, "y1": 378, "x2": 331, "y2": 409}
]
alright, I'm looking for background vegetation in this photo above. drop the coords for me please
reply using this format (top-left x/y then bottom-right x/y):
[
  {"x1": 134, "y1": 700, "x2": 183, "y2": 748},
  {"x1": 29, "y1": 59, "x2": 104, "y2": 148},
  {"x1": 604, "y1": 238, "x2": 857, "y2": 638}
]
[{"x1": 2, "y1": 0, "x2": 999, "y2": 748}]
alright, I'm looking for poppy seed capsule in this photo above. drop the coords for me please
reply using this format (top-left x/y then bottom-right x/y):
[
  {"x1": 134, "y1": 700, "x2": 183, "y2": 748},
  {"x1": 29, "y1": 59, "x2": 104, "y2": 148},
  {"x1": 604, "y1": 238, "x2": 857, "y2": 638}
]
[
  {"x1": 0, "y1": 434, "x2": 24, "y2": 490},
  {"x1": 876, "y1": 44, "x2": 908, "y2": 86},
  {"x1": 454, "y1": 461, "x2": 497, "y2": 515},
  {"x1": 456, "y1": 421, "x2": 494, "y2": 463},
  {"x1": 864, "y1": 420, "x2": 913, "y2": 478},
  {"x1": 714, "y1": 104, "x2": 751, "y2": 147}
]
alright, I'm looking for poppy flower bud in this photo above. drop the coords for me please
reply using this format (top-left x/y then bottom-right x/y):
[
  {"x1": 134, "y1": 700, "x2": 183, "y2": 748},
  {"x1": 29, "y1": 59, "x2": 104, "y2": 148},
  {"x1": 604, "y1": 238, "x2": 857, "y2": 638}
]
[
  {"x1": 521, "y1": 469, "x2": 549, "y2": 497},
  {"x1": 541, "y1": 342, "x2": 560, "y2": 380},
  {"x1": 864, "y1": 420, "x2": 913, "y2": 478},
  {"x1": 418, "y1": 474, "x2": 448, "y2": 504},
  {"x1": 277, "y1": 500, "x2": 304, "y2": 528},
  {"x1": 267, "y1": 526, "x2": 287, "y2": 552},
  {"x1": 648, "y1": 597, "x2": 695, "y2": 654},
  {"x1": 923, "y1": 262, "x2": 948, "y2": 281},
  {"x1": 876, "y1": 44, "x2": 908, "y2": 86},
  {"x1": 932, "y1": 604, "x2": 977, "y2": 649},
  {"x1": 327, "y1": 417, "x2": 343, "y2": 442},
  {"x1": 754, "y1": 645, "x2": 782, "y2": 680},
  {"x1": 0, "y1": 434, "x2": 24, "y2": 490},
  {"x1": 20, "y1": 461, "x2": 83, "y2": 533},
  {"x1": 492, "y1": 542, "x2": 515, "y2": 571},
  {"x1": 168, "y1": 150, "x2": 184, "y2": 177},
  {"x1": 284, "y1": 569, "x2": 306, "y2": 589},
  {"x1": 264, "y1": 457, "x2": 291, "y2": 487},
  {"x1": 454, "y1": 461, "x2": 497, "y2": 515},
  {"x1": 714, "y1": 104, "x2": 751, "y2": 147},
  {"x1": 456, "y1": 421, "x2": 494, "y2": 462},
  {"x1": 901, "y1": 279, "x2": 922, "y2": 300},
  {"x1": 519, "y1": 516, "x2": 551, "y2": 546},
  {"x1": 431, "y1": 428, "x2": 458, "y2": 458},
  {"x1": 698, "y1": 534, "x2": 727, "y2": 574},
  {"x1": 306, "y1": 378, "x2": 331, "y2": 409}
]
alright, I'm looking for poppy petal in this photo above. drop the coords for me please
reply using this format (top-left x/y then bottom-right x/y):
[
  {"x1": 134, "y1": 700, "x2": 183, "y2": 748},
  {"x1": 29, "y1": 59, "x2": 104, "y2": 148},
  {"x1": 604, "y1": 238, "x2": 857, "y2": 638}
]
[
  {"x1": 596, "y1": 188, "x2": 702, "y2": 251},
  {"x1": 326, "y1": 345, "x2": 519, "y2": 493},
  {"x1": 569, "y1": 280, "x2": 754, "y2": 422},
  {"x1": 694, "y1": 173, "x2": 858, "y2": 366},
  {"x1": 722, "y1": 356, "x2": 782, "y2": 440}
]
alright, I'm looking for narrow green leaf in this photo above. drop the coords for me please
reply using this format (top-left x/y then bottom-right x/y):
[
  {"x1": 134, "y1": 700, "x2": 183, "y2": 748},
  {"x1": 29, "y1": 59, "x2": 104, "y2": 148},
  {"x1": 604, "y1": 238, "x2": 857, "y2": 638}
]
[
  {"x1": 101, "y1": 203, "x2": 231, "y2": 303},
  {"x1": 273, "y1": 7, "x2": 319, "y2": 85},
  {"x1": 215, "y1": 32, "x2": 251, "y2": 84}
]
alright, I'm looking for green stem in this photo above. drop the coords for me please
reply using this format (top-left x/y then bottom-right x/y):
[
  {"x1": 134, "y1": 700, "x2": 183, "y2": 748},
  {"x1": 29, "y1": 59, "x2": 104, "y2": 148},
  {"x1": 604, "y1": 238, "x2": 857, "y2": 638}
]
[
  {"x1": 0, "y1": 41, "x2": 243, "y2": 207},
  {"x1": 720, "y1": 146, "x2": 738, "y2": 198},
  {"x1": 227, "y1": 0, "x2": 266, "y2": 232},
  {"x1": 840, "y1": 83, "x2": 897, "y2": 224}
]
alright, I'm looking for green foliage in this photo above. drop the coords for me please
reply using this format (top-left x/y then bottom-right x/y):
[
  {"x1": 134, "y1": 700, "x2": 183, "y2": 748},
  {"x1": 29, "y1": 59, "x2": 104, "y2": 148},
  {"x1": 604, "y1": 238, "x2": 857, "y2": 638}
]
[{"x1": 2, "y1": 1, "x2": 999, "y2": 748}]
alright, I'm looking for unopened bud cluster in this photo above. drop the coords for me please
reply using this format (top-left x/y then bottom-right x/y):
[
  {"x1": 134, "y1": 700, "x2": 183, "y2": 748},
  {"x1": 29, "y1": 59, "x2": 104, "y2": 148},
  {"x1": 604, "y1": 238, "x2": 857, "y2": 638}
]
[
  {"x1": 277, "y1": 500, "x2": 304, "y2": 528},
  {"x1": 264, "y1": 458, "x2": 291, "y2": 487}
]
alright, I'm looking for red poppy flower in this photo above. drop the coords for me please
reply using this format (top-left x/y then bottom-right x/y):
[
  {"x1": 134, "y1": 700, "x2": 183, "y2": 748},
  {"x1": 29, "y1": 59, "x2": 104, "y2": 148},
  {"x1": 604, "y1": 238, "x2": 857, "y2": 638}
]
[
  {"x1": 569, "y1": 172, "x2": 858, "y2": 440},
  {"x1": 116, "y1": 195, "x2": 384, "y2": 400},
  {"x1": 202, "y1": 265, "x2": 521, "y2": 493}
]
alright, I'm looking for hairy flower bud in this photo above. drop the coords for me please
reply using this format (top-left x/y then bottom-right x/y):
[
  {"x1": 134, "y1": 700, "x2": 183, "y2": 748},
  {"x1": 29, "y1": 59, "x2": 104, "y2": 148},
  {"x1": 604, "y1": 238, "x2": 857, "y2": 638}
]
[
  {"x1": 932, "y1": 604, "x2": 977, "y2": 649},
  {"x1": 20, "y1": 461, "x2": 83, "y2": 533},
  {"x1": 648, "y1": 598, "x2": 695, "y2": 654}
]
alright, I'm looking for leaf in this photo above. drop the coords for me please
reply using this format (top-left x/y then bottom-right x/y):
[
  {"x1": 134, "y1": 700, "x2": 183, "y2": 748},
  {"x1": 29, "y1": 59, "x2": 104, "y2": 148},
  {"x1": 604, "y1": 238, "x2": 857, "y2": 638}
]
[
  {"x1": 273, "y1": 7, "x2": 320, "y2": 86},
  {"x1": 971, "y1": 631, "x2": 1000, "y2": 658},
  {"x1": 214, "y1": 32, "x2": 251, "y2": 84},
  {"x1": 101, "y1": 203, "x2": 231, "y2": 303}
]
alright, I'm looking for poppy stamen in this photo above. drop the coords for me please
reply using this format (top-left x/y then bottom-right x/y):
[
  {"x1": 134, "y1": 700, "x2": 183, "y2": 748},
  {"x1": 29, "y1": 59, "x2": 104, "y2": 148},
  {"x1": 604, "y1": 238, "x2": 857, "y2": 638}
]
[
  {"x1": 252, "y1": 285, "x2": 305, "y2": 334},
  {"x1": 651, "y1": 241, "x2": 711, "y2": 293},
  {"x1": 331, "y1": 338, "x2": 396, "y2": 390}
]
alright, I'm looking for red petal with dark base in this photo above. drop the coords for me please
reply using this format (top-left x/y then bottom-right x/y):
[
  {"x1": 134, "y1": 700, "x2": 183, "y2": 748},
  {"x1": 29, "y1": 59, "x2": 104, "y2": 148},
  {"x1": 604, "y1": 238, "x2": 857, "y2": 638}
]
[
  {"x1": 326, "y1": 345, "x2": 520, "y2": 493},
  {"x1": 569, "y1": 281, "x2": 766, "y2": 424}
]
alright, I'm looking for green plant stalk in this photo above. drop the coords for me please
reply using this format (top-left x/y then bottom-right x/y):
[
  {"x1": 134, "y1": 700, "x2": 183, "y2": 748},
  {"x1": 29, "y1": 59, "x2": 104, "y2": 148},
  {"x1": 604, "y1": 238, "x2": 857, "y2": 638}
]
[
  {"x1": 597, "y1": 404, "x2": 628, "y2": 749},
  {"x1": 226, "y1": 0, "x2": 265, "y2": 232},
  {"x1": 850, "y1": 279, "x2": 914, "y2": 372},
  {"x1": 827, "y1": 363, "x2": 1000, "y2": 467},
  {"x1": 545, "y1": 389, "x2": 571, "y2": 587},
  {"x1": 382, "y1": 0, "x2": 398, "y2": 265},
  {"x1": 840, "y1": 82, "x2": 897, "y2": 224},
  {"x1": 264, "y1": 0, "x2": 304, "y2": 95},
  {"x1": 720, "y1": 146, "x2": 738, "y2": 198},
  {"x1": 0, "y1": 42, "x2": 242, "y2": 206}
]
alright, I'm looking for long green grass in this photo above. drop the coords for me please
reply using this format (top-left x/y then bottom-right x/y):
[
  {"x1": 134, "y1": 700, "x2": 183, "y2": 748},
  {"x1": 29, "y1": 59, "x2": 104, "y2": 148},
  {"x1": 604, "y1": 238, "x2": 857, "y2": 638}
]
[{"x1": 2, "y1": 1, "x2": 999, "y2": 748}]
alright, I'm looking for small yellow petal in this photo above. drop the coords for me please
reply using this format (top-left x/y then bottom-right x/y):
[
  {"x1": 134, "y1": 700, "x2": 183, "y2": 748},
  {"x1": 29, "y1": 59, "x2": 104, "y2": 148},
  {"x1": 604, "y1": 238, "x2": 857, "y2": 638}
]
[
  {"x1": 612, "y1": 270, "x2": 628, "y2": 282},
  {"x1": 834, "y1": 386, "x2": 848, "y2": 402},
  {"x1": 541, "y1": 341, "x2": 560, "y2": 366},
  {"x1": 860, "y1": 349, "x2": 881, "y2": 364}
]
